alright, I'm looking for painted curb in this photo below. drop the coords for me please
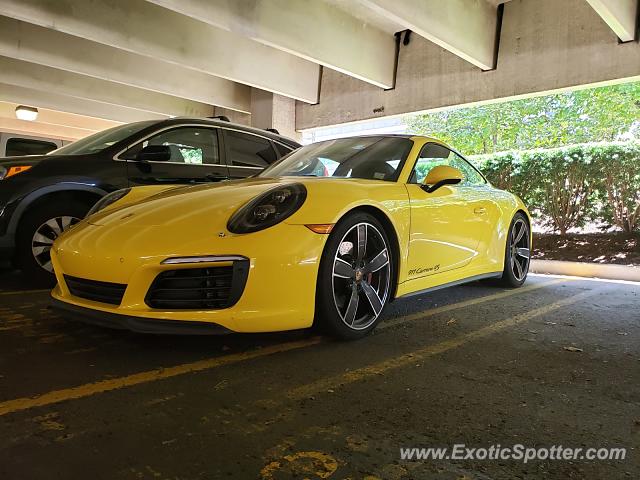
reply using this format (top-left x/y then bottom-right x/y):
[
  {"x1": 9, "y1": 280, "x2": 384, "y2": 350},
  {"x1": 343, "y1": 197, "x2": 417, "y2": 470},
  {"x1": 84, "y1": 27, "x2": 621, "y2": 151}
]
[{"x1": 530, "y1": 259, "x2": 640, "y2": 282}]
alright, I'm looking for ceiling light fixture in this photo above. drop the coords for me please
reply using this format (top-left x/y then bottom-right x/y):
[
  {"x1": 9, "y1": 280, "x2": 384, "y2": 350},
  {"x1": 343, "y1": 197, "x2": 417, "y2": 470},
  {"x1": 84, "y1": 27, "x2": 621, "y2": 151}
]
[{"x1": 15, "y1": 105, "x2": 38, "y2": 121}]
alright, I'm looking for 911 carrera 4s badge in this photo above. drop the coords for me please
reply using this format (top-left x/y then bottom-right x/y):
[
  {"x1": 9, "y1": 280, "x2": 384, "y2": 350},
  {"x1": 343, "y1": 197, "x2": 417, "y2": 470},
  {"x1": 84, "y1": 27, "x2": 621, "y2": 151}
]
[{"x1": 408, "y1": 264, "x2": 440, "y2": 276}]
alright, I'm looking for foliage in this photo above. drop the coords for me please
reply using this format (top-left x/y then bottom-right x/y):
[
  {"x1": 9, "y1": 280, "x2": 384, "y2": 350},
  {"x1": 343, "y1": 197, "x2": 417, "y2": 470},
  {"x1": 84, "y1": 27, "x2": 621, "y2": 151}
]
[
  {"x1": 472, "y1": 142, "x2": 640, "y2": 234},
  {"x1": 406, "y1": 82, "x2": 640, "y2": 155},
  {"x1": 591, "y1": 143, "x2": 640, "y2": 233}
]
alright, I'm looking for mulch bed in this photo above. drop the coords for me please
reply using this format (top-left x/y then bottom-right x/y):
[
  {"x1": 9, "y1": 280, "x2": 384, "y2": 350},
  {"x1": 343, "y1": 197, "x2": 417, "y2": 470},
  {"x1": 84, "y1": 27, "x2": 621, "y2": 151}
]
[{"x1": 532, "y1": 232, "x2": 640, "y2": 267}]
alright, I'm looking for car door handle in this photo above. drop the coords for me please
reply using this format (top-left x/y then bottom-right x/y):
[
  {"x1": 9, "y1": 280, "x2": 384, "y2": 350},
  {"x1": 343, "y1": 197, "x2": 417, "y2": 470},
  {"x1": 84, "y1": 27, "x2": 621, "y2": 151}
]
[{"x1": 474, "y1": 207, "x2": 487, "y2": 214}]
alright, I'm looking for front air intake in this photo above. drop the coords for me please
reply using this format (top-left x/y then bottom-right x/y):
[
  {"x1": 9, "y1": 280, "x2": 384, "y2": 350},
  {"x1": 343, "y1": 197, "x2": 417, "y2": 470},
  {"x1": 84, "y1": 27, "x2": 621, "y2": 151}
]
[
  {"x1": 145, "y1": 260, "x2": 249, "y2": 310},
  {"x1": 64, "y1": 275, "x2": 127, "y2": 306}
]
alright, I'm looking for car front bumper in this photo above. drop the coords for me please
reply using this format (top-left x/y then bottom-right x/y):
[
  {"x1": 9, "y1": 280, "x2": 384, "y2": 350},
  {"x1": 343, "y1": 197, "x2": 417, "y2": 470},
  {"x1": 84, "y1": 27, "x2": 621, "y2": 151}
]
[
  {"x1": 50, "y1": 223, "x2": 327, "y2": 333},
  {"x1": 50, "y1": 297, "x2": 233, "y2": 334}
]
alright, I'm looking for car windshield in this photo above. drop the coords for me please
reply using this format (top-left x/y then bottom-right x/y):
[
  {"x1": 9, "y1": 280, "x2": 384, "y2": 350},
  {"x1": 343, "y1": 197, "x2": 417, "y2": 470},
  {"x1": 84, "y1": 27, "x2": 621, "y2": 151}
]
[
  {"x1": 259, "y1": 137, "x2": 413, "y2": 182},
  {"x1": 50, "y1": 121, "x2": 157, "y2": 155}
]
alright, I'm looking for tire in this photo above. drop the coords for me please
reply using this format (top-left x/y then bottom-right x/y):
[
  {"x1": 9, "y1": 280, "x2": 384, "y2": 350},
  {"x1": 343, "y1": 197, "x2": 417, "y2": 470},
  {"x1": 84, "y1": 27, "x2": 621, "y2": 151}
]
[
  {"x1": 15, "y1": 200, "x2": 91, "y2": 286},
  {"x1": 499, "y1": 212, "x2": 531, "y2": 288},
  {"x1": 315, "y1": 212, "x2": 393, "y2": 340}
]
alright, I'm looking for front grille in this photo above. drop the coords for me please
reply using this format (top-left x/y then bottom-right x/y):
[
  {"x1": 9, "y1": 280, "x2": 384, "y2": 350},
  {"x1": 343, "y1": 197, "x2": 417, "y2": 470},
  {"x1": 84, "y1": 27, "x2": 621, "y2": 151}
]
[
  {"x1": 64, "y1": 275, "x2": 127, "y2": 306},
  {"x1": 145, "y1": 260, "x2": 249, "y2": 310}
]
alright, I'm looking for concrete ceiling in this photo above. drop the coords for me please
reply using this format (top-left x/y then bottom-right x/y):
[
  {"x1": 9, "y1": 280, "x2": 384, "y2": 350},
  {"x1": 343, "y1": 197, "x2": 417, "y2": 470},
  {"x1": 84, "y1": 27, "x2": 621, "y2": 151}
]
[
  {"x1": 323, "y1": 0, "x2": 406, "y2": 34},
  {"x1": 0, "y1": 0, "x2": 636, "y2": 136}
]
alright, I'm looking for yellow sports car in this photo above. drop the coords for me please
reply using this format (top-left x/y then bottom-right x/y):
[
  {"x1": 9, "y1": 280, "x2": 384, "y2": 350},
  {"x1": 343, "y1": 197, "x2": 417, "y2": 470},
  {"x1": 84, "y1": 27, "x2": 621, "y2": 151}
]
[{"x1": 50, "y1": 135, "x2": 531, "y2": 339}]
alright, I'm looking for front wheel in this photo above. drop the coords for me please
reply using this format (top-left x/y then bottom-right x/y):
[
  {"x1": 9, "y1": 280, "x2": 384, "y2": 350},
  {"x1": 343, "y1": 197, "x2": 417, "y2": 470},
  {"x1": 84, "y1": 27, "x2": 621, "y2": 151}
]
[
  {"x1": 15, "y1": 201, "x2": 90, "y2": 285},
  {"x1": 500, "y1": 212, "x2": 531, "y2": 287},
  {"x1": 315, "y1": 213, "x2": 393, "y2": 340}
]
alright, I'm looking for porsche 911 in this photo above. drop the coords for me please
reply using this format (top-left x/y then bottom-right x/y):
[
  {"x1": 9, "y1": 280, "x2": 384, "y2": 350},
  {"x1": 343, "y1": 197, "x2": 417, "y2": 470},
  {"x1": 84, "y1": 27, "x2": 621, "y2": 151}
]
[{"x1": 50, "y1": 135, "x2": 532, "y2": 339}]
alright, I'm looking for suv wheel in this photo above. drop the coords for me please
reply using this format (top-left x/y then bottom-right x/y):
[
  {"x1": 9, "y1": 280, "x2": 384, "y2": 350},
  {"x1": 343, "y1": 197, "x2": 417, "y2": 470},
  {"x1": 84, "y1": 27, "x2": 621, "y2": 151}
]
[{"x1": 16, "y1": 201, "x2": 91, "y2": 285}]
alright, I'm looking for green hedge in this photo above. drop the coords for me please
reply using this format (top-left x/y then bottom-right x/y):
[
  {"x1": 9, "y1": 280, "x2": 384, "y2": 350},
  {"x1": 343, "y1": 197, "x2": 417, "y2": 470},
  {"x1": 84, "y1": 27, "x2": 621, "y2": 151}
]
[{"x1": 471, "y1": 141, "x2": 640, "y2": 234}]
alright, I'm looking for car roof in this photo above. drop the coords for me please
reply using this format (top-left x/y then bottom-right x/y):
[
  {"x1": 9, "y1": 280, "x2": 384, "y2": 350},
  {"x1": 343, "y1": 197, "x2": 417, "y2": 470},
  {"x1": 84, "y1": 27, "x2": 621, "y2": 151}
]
[
  {"x1": 307, "y1": 133, "x2": 444, "y2": 144},
  {"x1": 153, "y1": 117, "x2": 301, "y2": 148}
]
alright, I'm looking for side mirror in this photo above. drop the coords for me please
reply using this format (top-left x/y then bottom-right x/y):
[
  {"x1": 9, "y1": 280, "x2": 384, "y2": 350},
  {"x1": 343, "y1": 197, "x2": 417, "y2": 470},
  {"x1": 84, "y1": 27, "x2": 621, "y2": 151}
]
[
  {"x1": 421, "y1": 165, "x2": 463, "y2": 193},
  {"x1": 135, "y1": 145, "x2": 171, "y2": 162}
]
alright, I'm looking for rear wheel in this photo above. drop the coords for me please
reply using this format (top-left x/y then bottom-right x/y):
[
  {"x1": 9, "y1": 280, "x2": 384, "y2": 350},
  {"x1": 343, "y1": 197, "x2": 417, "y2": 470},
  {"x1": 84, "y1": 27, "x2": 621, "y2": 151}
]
[
  {"x1": 16, "y1": 201, "x2": 90, "y2": 285},
  {"x1": 316, "y1": 213, "x2": 393, "y2": 340},
  {"x1": 500, "y1": 212, "x2": 531, "y2": 287}
]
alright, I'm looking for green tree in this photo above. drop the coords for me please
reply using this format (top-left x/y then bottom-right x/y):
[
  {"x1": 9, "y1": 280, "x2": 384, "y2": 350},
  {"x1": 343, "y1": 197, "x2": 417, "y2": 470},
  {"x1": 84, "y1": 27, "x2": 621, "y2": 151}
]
[{"x1": 406, "y1": 82, "x2": 640, "y2": 155}]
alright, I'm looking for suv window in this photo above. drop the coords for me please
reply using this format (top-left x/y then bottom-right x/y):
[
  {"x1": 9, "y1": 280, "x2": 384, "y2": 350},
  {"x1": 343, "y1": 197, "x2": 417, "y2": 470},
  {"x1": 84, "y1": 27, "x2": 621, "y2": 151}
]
[
  {"x1": 226, "y1": 131, "x2": 277, "y2": 168},
  {"x1": 410, "y1": 143, "x2": 485, "y2": 186},
  {"x1": 54, "y1": 120, "x2": 156, "y2": 155},
  {"x1": 274, "y1": 142, "x2": 294, "y2": 158},
  {"x1": 6, "y1": 138, "x2": 58, "y2": 156},
  {"x1": 124, "y1": 127, "x2": 220, "y2": 164}
]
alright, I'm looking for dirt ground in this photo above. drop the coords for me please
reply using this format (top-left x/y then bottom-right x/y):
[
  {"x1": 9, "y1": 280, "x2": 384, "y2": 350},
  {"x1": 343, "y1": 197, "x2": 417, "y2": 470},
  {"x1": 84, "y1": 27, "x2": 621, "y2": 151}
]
[{"x1": 533, "y1": 232, "x2": 640, "y2": 267}]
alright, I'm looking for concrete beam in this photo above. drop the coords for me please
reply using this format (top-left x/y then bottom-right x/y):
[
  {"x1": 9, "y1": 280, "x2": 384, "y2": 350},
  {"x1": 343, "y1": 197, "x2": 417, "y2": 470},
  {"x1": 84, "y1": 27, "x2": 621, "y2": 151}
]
[
  {"x1": 297, "y1": 0, "x2": 640, "y2": 129},
  {"x1": 585, "y1": 0, "x2": 638, "y2": 41},
  {"x1": 0, "y1": 0, "x2": 320, "y2": 103},
  {"x1": 359, "y1": 0, "x2": 499, "y2": 70},
  {"x1": 0, "y1": 56, "x2": 214, "y2": 118},
  {"x1": 0, "y1": 17, "x2": 251, "y2": 113},
  {"x1": 0, "y1": 83, "x2": 167, "y2": 123},
  {"x1": 146, "y1": 0, "x2": 396, "y2": 89}
]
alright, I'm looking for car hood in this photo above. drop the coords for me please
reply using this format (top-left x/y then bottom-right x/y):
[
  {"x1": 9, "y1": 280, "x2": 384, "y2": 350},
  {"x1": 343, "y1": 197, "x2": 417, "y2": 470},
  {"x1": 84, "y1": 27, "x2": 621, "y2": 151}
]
[
  {"x1": 84, "y1": 175, "x2": 398, "y2": 231},
  {"x1": 86, "y1": 177, "x2": 292, "y2": 229},
  {"x1": 53, "y1": 176, "x2": 409, "y2": 274}
]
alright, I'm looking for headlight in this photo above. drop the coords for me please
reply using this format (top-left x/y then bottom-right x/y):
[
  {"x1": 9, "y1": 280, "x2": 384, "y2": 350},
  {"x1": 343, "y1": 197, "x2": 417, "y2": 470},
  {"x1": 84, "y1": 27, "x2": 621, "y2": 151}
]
[
  {"x1": 0, "y1": 166, "x2": 6, "y2": 180},
  {"x1": 86, "y1": 188, "x2": 131, "y2": 217},
  {"x1": 227, "y1": 183, "x2": 307, "y2": 234}
]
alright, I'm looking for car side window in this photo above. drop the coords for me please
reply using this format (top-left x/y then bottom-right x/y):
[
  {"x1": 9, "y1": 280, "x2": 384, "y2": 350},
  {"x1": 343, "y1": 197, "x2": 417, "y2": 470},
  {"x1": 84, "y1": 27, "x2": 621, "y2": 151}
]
[
  {"x1": 410, "y1": 143, "x2": 485, "y2": 186},
  {"x1": 449, "y1": 153, "x2": 485, "y2": 186},
  {"x1": 409, "y1": 143, "x2": 452, "y2": 184},
  {"x1": 6, "y1": 138, "x2": 58, "y2": 156},
  {"x1": 226, "y1": 131, "x2": 277, "y2": 168},
  {"x1": 124, "y1": 127, "x2": 220, "y2": 164}
]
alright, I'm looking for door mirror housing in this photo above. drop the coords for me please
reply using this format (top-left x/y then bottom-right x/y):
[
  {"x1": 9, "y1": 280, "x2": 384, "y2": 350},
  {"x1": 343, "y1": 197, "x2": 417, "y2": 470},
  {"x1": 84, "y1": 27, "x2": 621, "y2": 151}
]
[
  {"x1": 421, "y1": 165, "x2": 463, "y2": 193},
  {"x1": 135, "y1": 145, "x2": 171, "y2": 162}
]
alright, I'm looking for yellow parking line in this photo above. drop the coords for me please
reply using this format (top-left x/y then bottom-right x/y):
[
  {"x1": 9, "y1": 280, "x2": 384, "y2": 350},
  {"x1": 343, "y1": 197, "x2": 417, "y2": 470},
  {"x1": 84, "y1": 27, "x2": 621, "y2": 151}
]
[
  {"x1": 0, "y1": 278, "x2": 568, "y2": 416},
  {"x1": 0, "y1": 289, "x2": 50, "y2": 296},
  {"x1": 287, "y1": 287, "x2": 599, "y2": 401},
  {"x1": 379, "y1": 278, "x2": 568, "y2": 331},
  {"x1": 0, "y1": 337, "x2": 323, "y2": 416}
]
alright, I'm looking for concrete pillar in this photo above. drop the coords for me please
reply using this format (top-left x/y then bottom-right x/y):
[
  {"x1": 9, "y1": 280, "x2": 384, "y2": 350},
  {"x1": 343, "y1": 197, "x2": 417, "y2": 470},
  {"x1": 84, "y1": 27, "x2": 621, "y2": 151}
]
[
  {"x1": 249, "y1": 89, "x2": 300, "y2": 141},
  {"x1": 215, "y1": 89, "x2": 300, "y2": 141}
]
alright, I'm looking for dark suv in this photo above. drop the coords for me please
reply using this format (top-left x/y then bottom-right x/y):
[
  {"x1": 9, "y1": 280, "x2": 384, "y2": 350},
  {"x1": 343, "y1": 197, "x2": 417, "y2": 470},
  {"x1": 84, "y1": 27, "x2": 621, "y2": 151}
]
[{"x1": 0, "y1": 117, "x2": 300, "y2": 282}]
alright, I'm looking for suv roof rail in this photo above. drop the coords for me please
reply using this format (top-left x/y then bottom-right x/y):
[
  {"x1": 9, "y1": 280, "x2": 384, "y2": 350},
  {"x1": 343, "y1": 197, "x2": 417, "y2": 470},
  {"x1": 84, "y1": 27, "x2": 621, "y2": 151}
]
[
  {"x1": 265, "y1": 128, "x2": 280, "y2": 135},
  {"x1": 208, "y1": 115, "x2": 230, "y2": 122}
]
